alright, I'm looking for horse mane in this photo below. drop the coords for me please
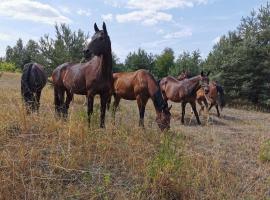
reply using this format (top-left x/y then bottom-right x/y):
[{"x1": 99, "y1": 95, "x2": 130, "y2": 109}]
[
  {"x1": 153, "y1": 80, "x2": 168, "y2": 112},
  {"x1": 185, "y1": 75, "x2": 201, "y2": 96}
]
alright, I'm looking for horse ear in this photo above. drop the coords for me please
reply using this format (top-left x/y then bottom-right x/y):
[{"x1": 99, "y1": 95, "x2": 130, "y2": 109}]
[
  {"x1": 207, "y1": 71, "x2": 211, "y2": 76},
  {"x1": 103, "y1": 22, "x2": 108, "y2": 35},
  {"x1": 94, "y1": 23, "x2": 99, "y2": 32}
]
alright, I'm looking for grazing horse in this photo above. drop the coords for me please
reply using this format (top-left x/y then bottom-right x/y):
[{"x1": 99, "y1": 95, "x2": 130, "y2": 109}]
[
  {"x1": 52, "y1": 22, "x2": 113, "y2": 128},
  {"x1": 21, "y1": 63, "x2": 47, "y2": 113},
  {"x1": 109, "y1": 69, "x2": 172, "y2": 131},
  {"x1": 159, "y1": 72, "x2": 210, "y2": 125},
  {"x1": 177, "y1": 71, "x2": 225, "y2": 117}
]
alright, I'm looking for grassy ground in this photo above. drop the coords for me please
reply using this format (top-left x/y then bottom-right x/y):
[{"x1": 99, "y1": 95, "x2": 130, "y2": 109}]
[{"x1": 0, "y1": 72, "x2": 269, "y2": 200}]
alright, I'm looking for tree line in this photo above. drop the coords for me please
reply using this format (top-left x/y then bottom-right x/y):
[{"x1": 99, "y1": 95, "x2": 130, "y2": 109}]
[{"x1": 1, "y1": 2, "x2": 269, "y2": 107}]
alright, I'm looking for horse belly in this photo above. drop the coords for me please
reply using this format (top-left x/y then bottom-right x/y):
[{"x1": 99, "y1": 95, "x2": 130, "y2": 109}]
[{"x1": 63, "y1": 71, "x2": 86, "y2": 95}]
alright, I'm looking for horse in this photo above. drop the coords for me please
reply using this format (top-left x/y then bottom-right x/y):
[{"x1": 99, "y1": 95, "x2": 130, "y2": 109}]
[
  {"x1": 21, "y1": 62, "x2": 47, "y2": 113},
  {"x1": 52, "y1": 22, "x2": 113, "y2": 128},
  {"x1": 177, "y1": 71, "x2": 225, "y2": 117},
  {"x1": 159, "y1": 71, "x2": 210, "y2": 125},
  {"x1": 108, "y1": 69, "x2": 172, "y2": 131}
]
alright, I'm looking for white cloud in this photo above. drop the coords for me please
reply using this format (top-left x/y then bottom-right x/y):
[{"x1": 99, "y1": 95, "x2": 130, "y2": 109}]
[
  {"x1": 77, "y1": 9, "x2": 91, "y2": 17},
  {"x1": 157, "y1": 29, "x2": 165, "y2": 34},
  {"x1": 59, "y1": 6, "x2": 71, "y2": 14},
  {"x1": 101, "y1": 13, "x2": 113, "y2": 21},
  {"x1": 0, "y1": 33, "x2": 13, "y2": 41},
  {"x1": 163, "y1": 28, "x2": 192, "y2": 39},
  {"x1": 127, "y1": 0, "x2": 207, "y2": 11},
  {"x1": 116, "y1": 10, "x2": 172, "y2": 25},
  {"x1": 112, "y1": 0, "x2": 208, "y2": 25},
  {"x1": 104, "y1": 0, "x2": 126, "y2": 8},
  {"x1": 0, "y1": 0, "x2": 71, "y2": 25},
  {"x1": 212, "y1": 36, "x2": 221, "y2": 44}
]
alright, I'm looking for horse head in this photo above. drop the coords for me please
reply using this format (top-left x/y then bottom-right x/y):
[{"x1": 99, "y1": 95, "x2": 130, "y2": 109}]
[
  {"x1": 200, "y1": 71, "x2": 210, "y2": 94},
  {"x1": 156, "y1": 104, "x2": 172, "y2": 131},
  {"x1": 83, "y1": 22, "x2": 111, "y2": 59}
]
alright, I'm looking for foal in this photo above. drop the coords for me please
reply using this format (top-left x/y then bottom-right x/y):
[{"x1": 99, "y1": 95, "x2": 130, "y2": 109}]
[{"x1": 160, "y1": 72, "x2": 210, "y2": 125}]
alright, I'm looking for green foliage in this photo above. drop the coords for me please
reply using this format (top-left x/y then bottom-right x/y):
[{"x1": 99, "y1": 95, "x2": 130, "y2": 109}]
[
  {"x1": 205, "y1": 2, "x2": 270, "y2": 106},
  {"x1": 148, "y1": 135, "x2": 182, "y2": 179},
  {"x1": 0, "y1": 62, "x2": 18, "y2": 72},
  {"x1": 259, "y1": 139, "x2": 270, "y2": 162},
  {"x1": 39, "y1": 24, "x2": 88, "y2": 74},
  {"x1": 125, "y1": 48, "x2": 155, "y2": 72},
  {"x1": 171, "y1": 50, "x2": 202, "y2": 77},
  {"x1": 154, "y1": 48, "x2": 174, "y2": 78}
]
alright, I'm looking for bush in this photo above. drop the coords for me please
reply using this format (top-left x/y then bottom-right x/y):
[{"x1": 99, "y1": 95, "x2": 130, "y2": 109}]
[
  {"x1": 0, "y1": 62, "x2": 19, "y2": 72},
  {"x1": 259, "y1": 139, "x2": 270, "y2": 162}
]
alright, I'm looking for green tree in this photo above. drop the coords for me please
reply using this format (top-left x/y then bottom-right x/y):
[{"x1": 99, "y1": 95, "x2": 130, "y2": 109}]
[
  {"x1": 205, "y1": 2, "x2": 270, "y2": 106},
  {"x1": 125, "y1": 48, "x2": 155, "y2": 72},
  {"x1": 39, "y1": 24, "x2": 88, "y2": 73},
  {"x1": 170, "y1": 50, "x2": 202, "y2": 77},
  {"x1": 155, "y1": 48, "x2": 174, "y2": 78}
]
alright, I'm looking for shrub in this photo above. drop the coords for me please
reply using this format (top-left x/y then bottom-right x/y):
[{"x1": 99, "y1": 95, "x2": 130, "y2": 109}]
[
  {"x1": 259, "y1": 139, "x2": 270, "y2": 162},
  {"x1": 0, "y1": 62, "x2": 19, "y2": 72}
]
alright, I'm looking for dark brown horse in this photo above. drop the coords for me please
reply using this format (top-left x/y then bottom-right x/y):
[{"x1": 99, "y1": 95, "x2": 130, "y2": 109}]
[
  {"x1": 21, "y1": 62, "x2": 47, "y2": 113},
  {"x1": 108, "y1": 69, "x2": 172, "y2": 131},
  {"x1": 52, "y1": 22, "x2": 113, "y2": 128},
  {"x1": 160, "y1": 72, "x2": 210, "y2": 125},
  {"x1": 177, "y1": 71, "x2": 225, "y2": 117}
]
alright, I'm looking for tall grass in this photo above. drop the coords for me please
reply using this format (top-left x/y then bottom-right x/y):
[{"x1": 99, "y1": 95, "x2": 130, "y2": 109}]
[{"x1": 0, "y1": 73, "x2": 269, "y2": 199}]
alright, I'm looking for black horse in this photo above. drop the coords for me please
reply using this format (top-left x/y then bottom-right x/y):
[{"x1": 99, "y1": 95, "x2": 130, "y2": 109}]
[{"x1": 21, "y1": 63, "x2": 47, "y2": 113}]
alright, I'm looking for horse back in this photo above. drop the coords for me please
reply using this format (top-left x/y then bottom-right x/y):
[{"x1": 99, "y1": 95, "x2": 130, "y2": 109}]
[{"x1": 22, "y1": 63, "x2": 47, "y2": 92}]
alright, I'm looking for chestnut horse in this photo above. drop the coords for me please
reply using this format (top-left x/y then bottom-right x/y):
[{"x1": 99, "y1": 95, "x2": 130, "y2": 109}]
[
  {"x1": 109, "y1": 69, "x2": 172, "y2": 131},
  {"x1": 160, "y1": 72, "x2": 210, "y2": 125},
  {"x1": 21, "y1": 62, "x2": 47, "y2": 113},
  {"x1": 52, "y1": 22, "x2": 113, "y2": 128},
  {"x1": 177, "y1": 71, "x2": 225, "y2": 117}
]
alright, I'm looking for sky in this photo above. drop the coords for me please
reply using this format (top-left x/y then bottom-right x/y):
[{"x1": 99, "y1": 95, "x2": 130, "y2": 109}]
[{"x1": 0, "y1": 0, "x2": 268, "y2": 62}]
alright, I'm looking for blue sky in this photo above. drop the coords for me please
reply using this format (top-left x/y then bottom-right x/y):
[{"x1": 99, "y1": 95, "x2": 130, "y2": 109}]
[{"x1": 0, "y1": 0, "x2": 268, "y2": 61}]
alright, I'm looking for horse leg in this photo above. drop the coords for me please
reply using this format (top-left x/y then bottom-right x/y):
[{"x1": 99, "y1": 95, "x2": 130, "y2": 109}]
[
  {"x1": 63, "y1": 90, "x2": 73, "y2": 119},
  {"x1": 112, "y1": 96, "x2": 120, "y2": 124},
  {"x1": 216, "y1": 104, "x2": 221, "y2": 118},
  {"x1": 35, "y1": 90, "x2": 41, "y2": 113},
  {"x1": 54, "y1": 87, "x2": 65, "y2": 117},
  {"x1": 208, "y1": 103, "x2": 214, "y2": 112},
  {"x1": 87, "y1": 92, "x2": 94, "y2": 127},
  {"x1": 136, "y1": 96, "x2": 146, "y2": 127},
  {"x1": 100, "y1": 94, "x2": 109, "y2": 128},
  {"x1": 197, "y1": 100, "x2": 204, "y2": 116},
  {"x1": 190, "y1": 101, "x2": 201, "y2": 125},
  {"x1": 181, "y1": 102, "x2": 187, "y2": 124}
]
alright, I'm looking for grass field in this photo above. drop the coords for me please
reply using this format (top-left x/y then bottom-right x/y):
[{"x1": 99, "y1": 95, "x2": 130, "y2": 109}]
[{"x1": 0, "y1": 72, "x2": 269, "y2": 200}]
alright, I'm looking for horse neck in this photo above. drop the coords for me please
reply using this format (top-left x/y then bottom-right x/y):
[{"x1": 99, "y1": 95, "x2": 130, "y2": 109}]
[
  {"x1": 149, "y1": 79, "x2": 166, "y2": 114},
  {"x1": 101, "y1": 50, "x2": 113, "y2": 79},
  {"x1": 185, "y1": 75, "x2": 201, "y2": 95}
]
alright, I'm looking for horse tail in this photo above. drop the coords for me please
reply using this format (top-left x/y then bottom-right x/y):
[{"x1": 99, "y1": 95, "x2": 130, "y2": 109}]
[
  {"x1": 21, "y1": 63, "x2": 33, "y2": 101},
  {"x1": 216, "y1": 84, "x2": 225, "y2": 110}
]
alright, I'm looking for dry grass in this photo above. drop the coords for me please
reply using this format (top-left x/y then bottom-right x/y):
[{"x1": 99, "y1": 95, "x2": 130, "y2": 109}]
[{"x1": 0, "y1": 72, "x2": 269, "y2": 200}]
